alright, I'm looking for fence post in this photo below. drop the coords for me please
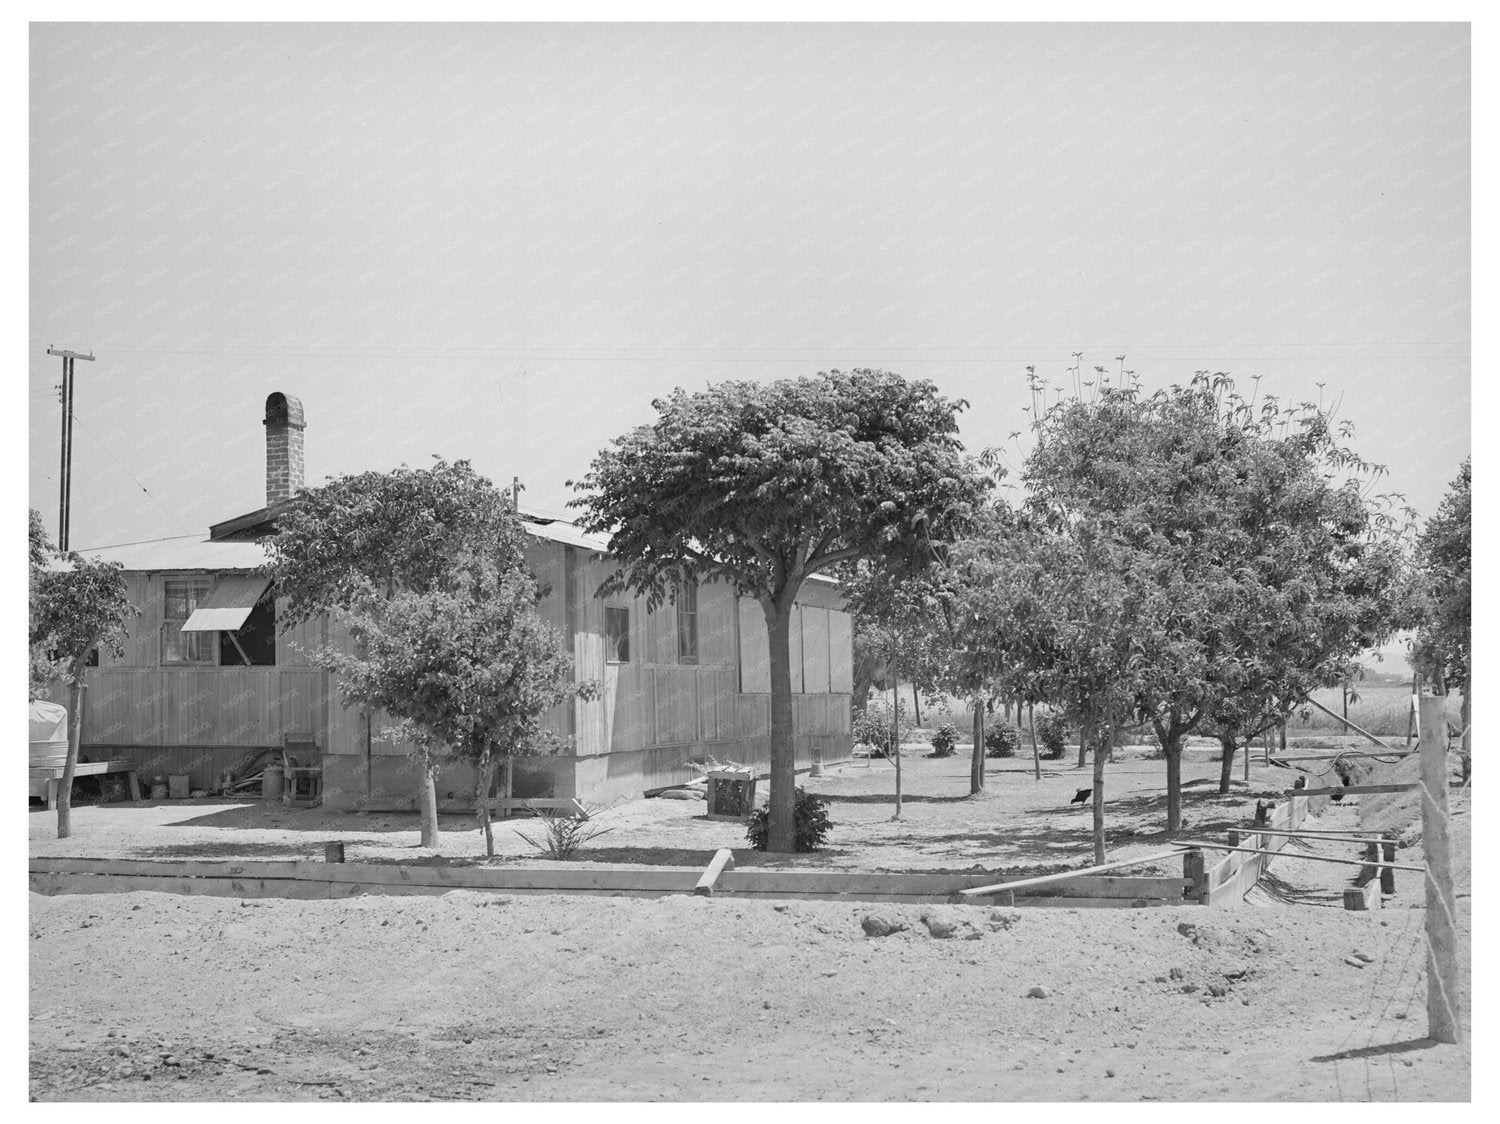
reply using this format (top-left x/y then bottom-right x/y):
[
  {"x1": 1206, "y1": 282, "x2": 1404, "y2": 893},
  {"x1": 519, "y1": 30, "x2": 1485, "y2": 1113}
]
[
  {"x1": 1420, "y1": 692, "x2": 1461, "y2": 1044},
  {"x1": 1380, "y1": 833, "x2": 1397, "y2": 895},
  {"x1": 1182, "y1": 848, "x2": 1206, "y2": 904}
]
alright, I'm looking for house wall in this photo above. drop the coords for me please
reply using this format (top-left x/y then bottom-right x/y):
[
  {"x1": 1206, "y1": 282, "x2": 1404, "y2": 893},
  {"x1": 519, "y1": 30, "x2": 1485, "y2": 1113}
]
[{"x1": 59, "y1": 543, "x2": 855, "y2": 806}]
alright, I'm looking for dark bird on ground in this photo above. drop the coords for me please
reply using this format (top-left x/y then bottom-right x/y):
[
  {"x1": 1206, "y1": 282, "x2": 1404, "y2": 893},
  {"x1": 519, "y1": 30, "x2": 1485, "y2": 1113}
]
[
  {"x1": 1070, "y1": 788, "x2": 1092, "y2": 805},
  {"x1": 1293, "y1": 775, "x2": 1307, "y2": 790}
]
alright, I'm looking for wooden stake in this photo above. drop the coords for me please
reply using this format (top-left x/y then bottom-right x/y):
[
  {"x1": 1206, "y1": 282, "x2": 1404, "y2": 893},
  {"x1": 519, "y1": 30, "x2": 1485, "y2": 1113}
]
[{"x1": 1419, "y1": 692, "x2": 1461, "y2": 1044}]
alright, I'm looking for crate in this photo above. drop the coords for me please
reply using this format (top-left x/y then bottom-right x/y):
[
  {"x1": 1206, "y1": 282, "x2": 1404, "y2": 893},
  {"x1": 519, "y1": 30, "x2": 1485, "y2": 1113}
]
[{"x1": 705, "y1": 770, "x2": 757, "y2": 820}]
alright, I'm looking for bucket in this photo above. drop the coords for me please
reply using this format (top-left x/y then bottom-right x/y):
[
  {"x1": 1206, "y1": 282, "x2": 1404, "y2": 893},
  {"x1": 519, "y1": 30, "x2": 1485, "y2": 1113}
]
[{"x1": 262, "y1": 763, "x2": 285, "y2": 801}]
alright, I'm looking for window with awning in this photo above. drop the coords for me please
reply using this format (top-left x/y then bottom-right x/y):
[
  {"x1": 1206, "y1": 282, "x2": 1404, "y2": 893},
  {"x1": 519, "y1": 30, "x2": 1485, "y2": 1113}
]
[{"x1": 178, "y1": 575, "x2": 277, "y2": 666}]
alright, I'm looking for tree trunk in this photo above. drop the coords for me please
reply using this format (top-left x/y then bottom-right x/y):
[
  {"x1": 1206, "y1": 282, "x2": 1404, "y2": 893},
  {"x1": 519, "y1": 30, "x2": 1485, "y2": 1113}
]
[
  {"x1": 764, "y1": 598, "x2": 798, "y2": 854},
  {"x1": 57, "y1": 657, "x2": 89, "y2": 840},
  {"x1": 891, "y1": 657, "x2": 902, "y2": 819},
  {"x1": 1029, "y1": 702, "x2": 1040, "y2": 782},
  {"x1": 1217, "y1": 734, "x2": 1237, "y2": 795},
  {"x1": 1164, "y1": 735, "x2": 1183, "y2": 835},
  {"x1": 418, "y1": 759, "x2": 440, "y2": 848},
  {"x1": 1091, "y1": 710, "x2": 1109, "y2": 865},
  {"x1": 911, "y1": 683, "x2": 921, "y2": 728},
  {"x1": 969, "y1": 699, "x2": 985, "y2": 795},
  {"x1": 1077, "y1": 717, "x2": 1093, "y2": 770},
  {"x1": 476, "y1": 759, "x2": 496, "y2": 858}
]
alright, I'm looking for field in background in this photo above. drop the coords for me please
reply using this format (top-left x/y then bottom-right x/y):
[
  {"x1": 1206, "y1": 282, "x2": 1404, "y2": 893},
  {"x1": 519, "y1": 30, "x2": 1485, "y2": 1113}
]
[{"x1": 872, "y1": 684, "x2": 1465, "y2": 742}]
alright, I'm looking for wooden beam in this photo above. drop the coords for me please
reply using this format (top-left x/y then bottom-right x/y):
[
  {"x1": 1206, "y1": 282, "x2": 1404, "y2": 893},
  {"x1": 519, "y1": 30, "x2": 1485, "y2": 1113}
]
[
  {"x1": 694, "y1": 848, "x2": 735, "y2": 896},
  {"x1": 1300, "y1": 695, "x2": 1402, "y2": 751},
  {"x1": 1171, "y1": 841, "x2": 1423, "y2": 873},
  {"x1": 1270, "y1": 751, "x2": 1417, "y2": 763},
  {"x1": 1344, "y1": 880, "x2": 1381, "y2": 911},
  {"x1": 1225, "y1": 827, "x2": 1391, "y2": 844},
  {"x1": 1283, "y1": 783, "x2": 1418, "y2": 798},
  {"x1": 956, "y1": 850, "x2": 1184, "y2": 897}
]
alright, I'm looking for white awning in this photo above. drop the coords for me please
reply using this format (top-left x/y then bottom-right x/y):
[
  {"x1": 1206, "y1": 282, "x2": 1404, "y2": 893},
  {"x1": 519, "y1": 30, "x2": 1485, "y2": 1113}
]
[{"x1": 180, "y1": 575, "x2": 271, "y2": 632}]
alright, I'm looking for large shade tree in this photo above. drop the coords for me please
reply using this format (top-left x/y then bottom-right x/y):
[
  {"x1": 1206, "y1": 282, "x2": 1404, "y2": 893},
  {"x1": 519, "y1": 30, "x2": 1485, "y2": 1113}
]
[
  {"x1": 570, "y1": 370, "x2": 990, "y2": 854},
  {"x1": 29, "y1": 510, "x2": 136, "y2": 839},
  {"x1": 266, "y1": 460, "x2": 532, "y2": 848}
]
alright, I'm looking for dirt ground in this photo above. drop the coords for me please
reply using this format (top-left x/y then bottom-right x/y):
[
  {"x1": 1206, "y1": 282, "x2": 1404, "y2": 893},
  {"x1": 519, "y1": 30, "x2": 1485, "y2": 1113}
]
[{"x1": 28, "y1": 743, "x2": 1471, "y2": 1102}]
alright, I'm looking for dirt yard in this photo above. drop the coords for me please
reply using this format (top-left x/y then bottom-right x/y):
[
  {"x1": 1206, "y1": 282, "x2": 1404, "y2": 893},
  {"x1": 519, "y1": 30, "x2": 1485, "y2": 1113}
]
[{"x1": 29, "y1": 743, "x2": 1471, "y2": 1101}]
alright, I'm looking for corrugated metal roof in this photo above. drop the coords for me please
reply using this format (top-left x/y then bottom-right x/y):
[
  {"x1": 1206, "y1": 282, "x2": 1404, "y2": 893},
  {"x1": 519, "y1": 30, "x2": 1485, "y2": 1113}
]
[
  {"x1": 70, "y1": 535, "x2": 270, "y2": 572},
  {"x1": 181, "y1": 575, "x2": 272, "y2": 632}
]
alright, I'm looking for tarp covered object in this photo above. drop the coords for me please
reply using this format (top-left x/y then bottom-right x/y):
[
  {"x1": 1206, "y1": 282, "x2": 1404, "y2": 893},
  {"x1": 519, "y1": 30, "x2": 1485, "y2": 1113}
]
[{"x1": 29, "y1": 700, "x2": 69, "y2": 768}]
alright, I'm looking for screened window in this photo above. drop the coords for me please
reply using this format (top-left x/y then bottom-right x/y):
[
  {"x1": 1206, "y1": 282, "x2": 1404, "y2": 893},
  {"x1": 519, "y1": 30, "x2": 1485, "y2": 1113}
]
[
  {"x1": 605, "y1": 606, "x2": 630, "y2": 664},
  {"x1": 162, "y1": 579, "x2": 213, "y2": 663},
  {"x1": 676, "y1": 579, "x2": 698, "y2": 664}
]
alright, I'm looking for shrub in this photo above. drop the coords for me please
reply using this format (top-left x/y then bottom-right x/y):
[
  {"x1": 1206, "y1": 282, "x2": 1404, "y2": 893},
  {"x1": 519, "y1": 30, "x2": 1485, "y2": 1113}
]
[
  {"x1": 1037, "y1": 714, "x2": 1069, "y2": 759},
  {"x1": 985, "y1": 724, "x2": 1021, "y2": 758},
  {"x1": 745, "y1": 787, "x2": 833, "y2": 852},
  {"x1": 513, "y1": 803, "x2": 614, "y2": 859},
  {"x1": 930, "y1": 723, "x2": 959, "y2": 757},
  {"x1": 852, "y1": 701, "x2": 912, "y2": 758}
]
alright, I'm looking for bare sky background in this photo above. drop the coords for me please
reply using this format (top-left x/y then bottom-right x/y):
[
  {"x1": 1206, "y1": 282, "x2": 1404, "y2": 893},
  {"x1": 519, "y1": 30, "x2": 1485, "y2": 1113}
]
[{"x1": 29, "y1": 22, "x2": 1469, "y2": 558}]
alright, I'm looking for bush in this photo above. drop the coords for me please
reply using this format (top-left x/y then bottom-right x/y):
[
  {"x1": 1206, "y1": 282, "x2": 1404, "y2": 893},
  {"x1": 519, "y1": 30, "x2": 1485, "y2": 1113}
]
[
  {"x1": 985, "y1": 724, "x2": 1021, "y2": 758},
  {"x1": 745, "y1": 787, "x2": 833, "y2": 852},
  {"x1": 513, "y1": 804, "x2": 614, "y2": 859},
  {"x1": 1037, "y1": 714, "x2": 1069, "y2": 759},
  {"x1": 852, "y1": 701, "x2": 912, "y2": 758},
  {"x1": 930, "y1": 723, "x2": 959, "y2": 757}
]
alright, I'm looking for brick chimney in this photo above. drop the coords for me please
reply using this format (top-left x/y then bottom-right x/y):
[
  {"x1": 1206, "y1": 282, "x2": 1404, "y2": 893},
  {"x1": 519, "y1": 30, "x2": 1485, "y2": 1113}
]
[{"x1": 263, "y1": 392, "x2": 306, "y2": 507}]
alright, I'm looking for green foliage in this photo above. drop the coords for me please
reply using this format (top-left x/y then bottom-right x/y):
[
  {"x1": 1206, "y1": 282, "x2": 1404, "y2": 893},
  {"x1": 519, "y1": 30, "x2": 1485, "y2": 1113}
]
[
  {"x1": 29, "y1": 514, "x2": 135, "y2": 697},
  {"x1": 1036, "y1": 713, "x2": 1069, "y2": 759},
  {"x1": 265, "y1": 462, "x2": 584, "y2": 777},
  {"x1": 745, "y1": 787, "x2": 832, "y2": 852},
  {"x1": 267, "y1": 459, "x2": 528, "y2": 629},
  {"x1": 513, "y1": 805, "x2": 614, "y2": 859},
  {"x1": 930, "y1": 723, "x2": 959, "y2": 757},
  {"x1": 852, "y1": 700, "x2": 912, "y2": 758},
  {"x1": 1410, "y1": 459, "x2": 1470, "y2": 691},
  {"x1": 985, "y1": 724, "x2": 1020, "y2": 758},
  {"x1": 569, "y1": 370, "x2": 988, "y2": 854}
]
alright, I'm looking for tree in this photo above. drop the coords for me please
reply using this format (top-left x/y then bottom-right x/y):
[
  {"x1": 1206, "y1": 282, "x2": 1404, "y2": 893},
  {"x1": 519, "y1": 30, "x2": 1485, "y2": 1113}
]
[
  {"x1": 570, "y1": 370, "x2": 990, "y2": 854},
  {"x1": 323, "y1": 557, "x2": 586, "y2": 856},
  {"x1": 1410, "y1": 458, "x2": 1470, "y2": 773},
  {"x1": 266, "y1": 460, "x2": 531, "y2": 848},
  {"x1": 29, "y1": 512, "x2": 136, "y2": 839}
]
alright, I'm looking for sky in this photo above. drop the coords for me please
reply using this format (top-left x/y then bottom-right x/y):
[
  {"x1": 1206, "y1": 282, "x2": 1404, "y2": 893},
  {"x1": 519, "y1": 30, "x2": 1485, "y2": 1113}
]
[{"x1": 28, "y1": 22, "x2": 1470, "y2": 557}]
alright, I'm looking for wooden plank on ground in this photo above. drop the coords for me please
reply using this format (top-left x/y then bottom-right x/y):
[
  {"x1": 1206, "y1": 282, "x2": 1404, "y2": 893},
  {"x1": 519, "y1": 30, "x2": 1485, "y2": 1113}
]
[
  {"x1": 1285, "y1": 783, "x2": 1418, "y2": 798},
  {"x1": 1344, "y1": 881, "x2": 1381, "y2": 911},
  {"x1": 28, "y1": 857, "x2": 702, "y2": 893},
  {"x1": 720, "y1": 870, "x2": 1002, "y2": 895},
  {"x1": 694, "y1": 848, "x2": 735, "y2": 896},
  {"x1": 956, "y1": 850, "x2": 1183, "y2": 897}
]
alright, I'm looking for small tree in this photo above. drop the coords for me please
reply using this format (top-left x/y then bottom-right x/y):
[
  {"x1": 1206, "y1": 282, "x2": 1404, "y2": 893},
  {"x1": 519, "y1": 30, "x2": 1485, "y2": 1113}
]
[
  {"x1": 570, "y1": 370, "x2": 989, "y2": 853},
  {"x1": 324, "y1": 558, "x2": 587, "y2": 857},
  {"x1": 266, "y1": 460, "x2": 530, "y2": 848},
  {"x1": 29, "y1": 512, "x2": 135, "y2": 839},
  {"x1": 1412, "y1": 459, "x2": 1470, "y2": 775}
]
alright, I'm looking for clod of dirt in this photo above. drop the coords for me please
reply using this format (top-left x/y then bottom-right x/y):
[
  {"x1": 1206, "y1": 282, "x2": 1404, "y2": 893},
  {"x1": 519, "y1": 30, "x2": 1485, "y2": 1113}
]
[
  {"x1": 986, "y1": 909, "x2": 1020, "y2": 931},
  {"x1": 1351, "y1": 950, "x2": 1375, "y2": 964},
  {"x1": 1168, "y1": 967, "x2": 1184, "y2": 980},
  {"x1": 860, "y1": 913, "x2": 906, "y2": 938},
  {"x1": 1207, "y1": 983, "x2": 1229, "y2": 997},
  {"x1": 1343, "y1": 957, "x2": 1366, "y2": 969},
  {"x1": 919, "y1": 910, "x2": 961, "y2": 939},
  {"x1": 1026, "y1": 986, "x2": 1051, "y2": 999},
  {"x1": 1180, "y1": 983, "x2": 1200, "y2": 994}
]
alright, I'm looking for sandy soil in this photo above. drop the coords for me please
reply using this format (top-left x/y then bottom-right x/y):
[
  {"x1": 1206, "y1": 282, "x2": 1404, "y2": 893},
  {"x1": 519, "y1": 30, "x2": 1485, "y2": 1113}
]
[{"x1": 29, "y1": 743, "x2": 1471, "y2": 1102}]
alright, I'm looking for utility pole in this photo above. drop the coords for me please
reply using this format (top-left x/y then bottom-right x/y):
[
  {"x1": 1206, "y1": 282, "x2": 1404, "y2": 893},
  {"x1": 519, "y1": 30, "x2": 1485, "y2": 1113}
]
[
  {"x1": 46, "y1": 346, "x2": 95, "y2": 552},
  {"x1": 1418, "y1": 682, "x2": 1461, "y2": 1044}
]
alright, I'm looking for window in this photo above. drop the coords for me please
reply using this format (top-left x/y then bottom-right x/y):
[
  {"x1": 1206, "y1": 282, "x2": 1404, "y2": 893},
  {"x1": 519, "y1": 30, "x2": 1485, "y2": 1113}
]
[
  {"x1": 605, "y1": 606, "x2": 630, "y2": 664},
  {"x1": 162, "y1": 579, "x2": 213, "y2": 663},
  {"x1": 676, "y1": 579, "x2": 698, "y2": 664}
]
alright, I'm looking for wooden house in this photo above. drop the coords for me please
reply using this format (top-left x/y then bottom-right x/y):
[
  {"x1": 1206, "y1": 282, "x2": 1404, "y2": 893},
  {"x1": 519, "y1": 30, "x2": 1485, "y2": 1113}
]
[{"x1": 59, "y1": 392, "x2": 855, "y2": 809}]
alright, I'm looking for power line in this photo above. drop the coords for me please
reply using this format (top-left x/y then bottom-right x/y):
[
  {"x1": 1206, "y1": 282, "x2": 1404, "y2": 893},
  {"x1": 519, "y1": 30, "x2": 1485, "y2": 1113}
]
[{"x1": 69, "y1": 411, "x2": 192, "y2": 537}]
